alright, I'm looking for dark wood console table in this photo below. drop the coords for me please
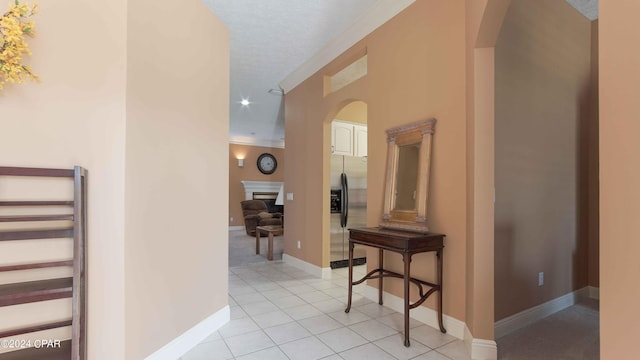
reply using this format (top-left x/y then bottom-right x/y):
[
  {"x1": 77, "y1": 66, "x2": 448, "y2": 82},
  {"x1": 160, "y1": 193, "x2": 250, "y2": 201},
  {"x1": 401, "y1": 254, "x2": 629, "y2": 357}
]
[{"x1": 345, "y1": 227, "x2": 446, "y2": 347}]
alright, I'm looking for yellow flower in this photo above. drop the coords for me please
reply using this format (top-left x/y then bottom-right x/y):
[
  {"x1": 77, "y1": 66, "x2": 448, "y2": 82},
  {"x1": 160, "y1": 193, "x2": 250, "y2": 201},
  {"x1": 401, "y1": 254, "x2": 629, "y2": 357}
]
[{"x1": 0, "y1": 0, "x2": 38, "y2": 91}]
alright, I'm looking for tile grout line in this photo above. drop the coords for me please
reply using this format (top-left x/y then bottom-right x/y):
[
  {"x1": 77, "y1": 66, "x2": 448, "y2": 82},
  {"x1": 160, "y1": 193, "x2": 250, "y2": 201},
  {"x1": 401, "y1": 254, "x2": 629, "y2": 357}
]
[{"x1": 196, "y1": 259, "x2": 469, "y2": 360}]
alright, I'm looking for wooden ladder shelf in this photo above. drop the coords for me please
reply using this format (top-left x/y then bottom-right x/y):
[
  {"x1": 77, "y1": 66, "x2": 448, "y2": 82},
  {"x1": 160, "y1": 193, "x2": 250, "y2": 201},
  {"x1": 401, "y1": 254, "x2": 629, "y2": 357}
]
[{"x1": 0, "y1": 166, "x2": 87, "y2": 360}]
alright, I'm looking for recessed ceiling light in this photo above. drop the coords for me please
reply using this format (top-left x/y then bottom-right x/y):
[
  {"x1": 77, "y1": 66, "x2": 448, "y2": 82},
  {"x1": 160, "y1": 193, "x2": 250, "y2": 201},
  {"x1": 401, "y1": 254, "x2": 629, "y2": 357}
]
[{"x1": 240, "y1": 99, "x2": 250, "y2": 106}]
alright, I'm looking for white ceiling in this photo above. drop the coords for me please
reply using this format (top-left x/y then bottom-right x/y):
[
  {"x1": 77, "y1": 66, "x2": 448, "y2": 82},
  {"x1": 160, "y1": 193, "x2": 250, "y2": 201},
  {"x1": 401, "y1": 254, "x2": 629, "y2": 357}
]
[
  {"x1": 565, "y1": 0, "x2": 598, "y2": 21},
  {"x1": 205, "y1": 0, "x2": 384, "y2": 148},
  {"x1": 204, "y1": 0, "x2": 597, "y2": 148}
]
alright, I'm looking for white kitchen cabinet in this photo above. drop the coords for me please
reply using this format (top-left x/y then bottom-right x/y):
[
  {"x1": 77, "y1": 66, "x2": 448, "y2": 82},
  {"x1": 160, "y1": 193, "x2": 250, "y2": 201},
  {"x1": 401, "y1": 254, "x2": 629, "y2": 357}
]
[
  {"x1": 331, "y1": 120, "x2": 367, "y2": 157},
  {"x1": 332, "y1": 121, "x2": 355, "y2": 156},
  {"x1": 354, "y1": 125, "x2": 367, "y2": 157}
]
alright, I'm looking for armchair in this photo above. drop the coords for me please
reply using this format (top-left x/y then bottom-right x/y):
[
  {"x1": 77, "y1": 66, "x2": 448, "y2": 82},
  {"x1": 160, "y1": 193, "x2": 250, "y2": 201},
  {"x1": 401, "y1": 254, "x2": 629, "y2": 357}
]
[{"x1": 240, "y1": 200, "x2": 283, "y2": 236}]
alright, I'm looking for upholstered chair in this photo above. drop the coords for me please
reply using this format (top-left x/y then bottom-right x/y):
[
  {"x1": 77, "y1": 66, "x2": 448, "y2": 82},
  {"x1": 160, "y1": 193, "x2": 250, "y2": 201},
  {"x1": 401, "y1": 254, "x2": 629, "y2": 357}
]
[{"x1": 240, "y1": 200, "x2": 283, "y2": 236}]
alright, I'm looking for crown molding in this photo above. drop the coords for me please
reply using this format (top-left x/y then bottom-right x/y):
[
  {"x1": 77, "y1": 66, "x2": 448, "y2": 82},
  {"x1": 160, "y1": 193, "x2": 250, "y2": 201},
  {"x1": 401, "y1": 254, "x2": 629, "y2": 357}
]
[
  {"x1": 279, "y1": 0, "x2": 415, "y2": 93},
  {"x1": 229, "y1": 136, "x2": 285, "y2": 149}
]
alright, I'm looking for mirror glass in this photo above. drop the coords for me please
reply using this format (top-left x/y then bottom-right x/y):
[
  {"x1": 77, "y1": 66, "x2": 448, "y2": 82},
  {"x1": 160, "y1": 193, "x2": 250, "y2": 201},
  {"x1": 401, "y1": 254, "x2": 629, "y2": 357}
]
[{"x1": 394, "y1": 143, "x2": 420, "y2": 210}]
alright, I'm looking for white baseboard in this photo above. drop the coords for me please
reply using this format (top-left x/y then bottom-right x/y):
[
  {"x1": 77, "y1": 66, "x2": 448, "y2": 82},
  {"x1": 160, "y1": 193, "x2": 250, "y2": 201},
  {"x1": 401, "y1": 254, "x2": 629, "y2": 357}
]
[
  {"x1": 362, "y1": 285, "x2": 497, "y2": 359},
  {"x1": 464, "y1": 326, "x2": 497, "y2": 360},
  {"x1": 283, "y1": 253, "x2": 332, "y2": 279},
  {"x1": 588, "y1": 286, "x2": 600, "y2": 300},
  {"x1": 495, "y1": 287, "x2": 590, "y2": 339},
  {"x1": 363, "y1": 285, "x2": 466, "y2": 340},
  {"x1": 229, "y1": 226, "x2": 244, "y2": 231},
  {"x1": 145, "y1": 305, "x2": 230, "y2": 360}
]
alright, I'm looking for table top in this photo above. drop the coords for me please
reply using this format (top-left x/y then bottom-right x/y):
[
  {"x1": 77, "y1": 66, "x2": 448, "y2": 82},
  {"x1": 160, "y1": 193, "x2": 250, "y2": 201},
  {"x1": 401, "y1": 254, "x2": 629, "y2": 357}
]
[
  {"x1": 256, "y1": 225, "x2": 284, "y2": 232},
  {"x1": 349, "y1": 227, "x2": 444, "y2": 252}
]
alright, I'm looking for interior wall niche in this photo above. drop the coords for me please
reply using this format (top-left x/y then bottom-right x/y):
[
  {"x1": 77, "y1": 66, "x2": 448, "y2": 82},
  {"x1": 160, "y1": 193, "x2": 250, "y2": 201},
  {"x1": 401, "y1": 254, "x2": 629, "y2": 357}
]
[
  {"x1": 494, "y1": 0, "x2": 596, "y2": 323},
  {"x1": 324, "y1": 51, "x2": 368, "y2": 96}
]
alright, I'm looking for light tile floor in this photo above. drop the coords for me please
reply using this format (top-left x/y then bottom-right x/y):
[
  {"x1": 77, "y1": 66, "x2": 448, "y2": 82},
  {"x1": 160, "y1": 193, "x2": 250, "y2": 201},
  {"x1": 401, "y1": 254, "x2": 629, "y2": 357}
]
[{"x1": 182, "y1": 262, "x2": 469, "y2": 360}]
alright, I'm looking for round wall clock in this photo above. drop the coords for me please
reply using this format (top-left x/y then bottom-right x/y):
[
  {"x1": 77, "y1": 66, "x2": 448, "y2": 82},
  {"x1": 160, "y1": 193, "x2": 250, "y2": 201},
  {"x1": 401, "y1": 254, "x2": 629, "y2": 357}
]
[{"x1": 257, "y1": 153, "x2": 277, "y2": 174}]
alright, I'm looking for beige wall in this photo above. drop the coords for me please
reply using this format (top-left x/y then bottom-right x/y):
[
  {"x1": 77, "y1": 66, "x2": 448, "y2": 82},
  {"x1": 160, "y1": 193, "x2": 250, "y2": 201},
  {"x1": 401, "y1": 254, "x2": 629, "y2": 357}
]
[
  {"x1": 494, "y1": 0, "x2": 594, "y2": 320},
  {"x1": 599, "y1": 1, "x2": 640, "y2": 358},
  {"x1": 464, "y1": 0, "x2": 510, "y2": 340},
  {"x1": 0, "y1": 0, "x2": 229, "y2": 358},
  {"x1": 0, "y1": 0, "x2": 127, "y2": 358},
  {"x1": 335, "y1": 100, "x2": 367, "y2": 124},
  {"x1": 465, "y1": 46, "x2": 498, "y2": 340},
  {"x1": 588, "y1": 20, "x2": 599, "y2": 288},
  {"x1": 0, "y1": 0, "x2": 127, "y2": 359},
  {"x1": 125, "y1": 0, "x2": 229, "y2": 358},
  {"x1": 229, "y1": 144, "x2": 285, "y2": 227},
  {"x1": 285, "y1": 0, "x2": 468, "y2": 322}
]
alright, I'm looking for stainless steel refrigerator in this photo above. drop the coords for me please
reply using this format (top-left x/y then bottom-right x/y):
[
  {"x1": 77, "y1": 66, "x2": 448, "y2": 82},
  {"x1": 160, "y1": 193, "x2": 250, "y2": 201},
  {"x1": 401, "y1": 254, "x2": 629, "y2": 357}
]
[{"x1": 330, "y1": 154, "x2": 367, "y2": 268}]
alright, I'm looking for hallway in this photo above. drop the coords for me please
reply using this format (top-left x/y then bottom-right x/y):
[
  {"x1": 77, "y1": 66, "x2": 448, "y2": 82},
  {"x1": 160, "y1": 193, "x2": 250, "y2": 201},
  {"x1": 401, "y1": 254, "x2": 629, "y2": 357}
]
[
  {"x1": 182, "y1": 261, "x2": 471, "y2": 360},
  {"x1": 224, "y1": 230, "x2": 600, "y2": 359}
]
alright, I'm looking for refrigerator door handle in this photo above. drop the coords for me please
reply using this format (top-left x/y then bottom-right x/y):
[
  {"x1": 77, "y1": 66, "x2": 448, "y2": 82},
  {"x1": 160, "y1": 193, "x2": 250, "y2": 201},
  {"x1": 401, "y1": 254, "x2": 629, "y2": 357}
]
[
  {"x1": 341, "y1": 172, "x2": 349, "y2": 228},
  {"x1": 339, "y1": 173, "x2": 344, "y2": 227}
]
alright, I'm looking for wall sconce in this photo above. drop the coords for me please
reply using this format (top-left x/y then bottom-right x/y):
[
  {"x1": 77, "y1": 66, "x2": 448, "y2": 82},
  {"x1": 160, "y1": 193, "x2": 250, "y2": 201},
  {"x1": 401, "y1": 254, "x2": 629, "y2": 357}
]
[{"x1": 238, "y1": 158, "x2": 244, "y2": 168}]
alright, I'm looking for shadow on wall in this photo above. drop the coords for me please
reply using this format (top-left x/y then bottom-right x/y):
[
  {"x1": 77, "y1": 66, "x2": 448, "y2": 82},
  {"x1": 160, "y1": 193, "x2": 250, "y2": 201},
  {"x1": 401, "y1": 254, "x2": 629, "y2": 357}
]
[
  {"x1": 574, "y1": 77, "x2": 595, "y2": 290},
  {"x1": 495, "y1": 222, "x2": 535, "y2": 322}
]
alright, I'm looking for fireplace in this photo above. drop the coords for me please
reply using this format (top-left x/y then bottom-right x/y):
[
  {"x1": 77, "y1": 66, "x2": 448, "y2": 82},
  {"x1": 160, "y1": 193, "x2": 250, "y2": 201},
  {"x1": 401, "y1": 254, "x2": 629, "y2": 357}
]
[
  {"x1": 253, "y1": 192, "x2": 283, "y2": 214},
  {"x1": 241, "y1": 181, "x2": 284, "y2": 213}
]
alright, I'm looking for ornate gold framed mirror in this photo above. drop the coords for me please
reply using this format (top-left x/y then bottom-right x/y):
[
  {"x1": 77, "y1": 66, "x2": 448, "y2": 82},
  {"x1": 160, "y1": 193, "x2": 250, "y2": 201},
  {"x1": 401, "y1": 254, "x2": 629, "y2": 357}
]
[{"x1": 380, "y1": 118, "x2": 436, "y2": 233}]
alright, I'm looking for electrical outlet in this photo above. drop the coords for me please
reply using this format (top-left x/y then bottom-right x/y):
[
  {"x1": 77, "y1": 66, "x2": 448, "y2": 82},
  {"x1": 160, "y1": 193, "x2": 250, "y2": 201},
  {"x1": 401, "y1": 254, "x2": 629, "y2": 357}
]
[
  {"x1": 287, "y1": 192, "x2": 294, "y2": 201},
  {"x1": 297, "y1": 241, "x2": 301, "y2": 249},
  {"x1": 230, "y1": 217, "x2": 233, "y2": 222},
  {"x1": 538, "y1": 272, "x2": 544, "y2": 286}
]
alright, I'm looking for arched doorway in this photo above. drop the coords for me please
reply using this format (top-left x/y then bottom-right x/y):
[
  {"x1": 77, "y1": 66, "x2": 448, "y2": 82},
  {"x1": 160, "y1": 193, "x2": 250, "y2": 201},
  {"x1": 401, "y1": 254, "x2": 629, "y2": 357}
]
[{"x1": 323, "y1": 100, "x2": 368, "y2": 270}]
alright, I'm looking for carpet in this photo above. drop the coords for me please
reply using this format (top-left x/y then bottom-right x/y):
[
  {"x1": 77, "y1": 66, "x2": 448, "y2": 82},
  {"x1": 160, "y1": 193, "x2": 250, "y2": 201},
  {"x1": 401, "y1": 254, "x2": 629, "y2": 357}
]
[{"x1": 497, "y1": 298, "x2": 599, "y2": 359}]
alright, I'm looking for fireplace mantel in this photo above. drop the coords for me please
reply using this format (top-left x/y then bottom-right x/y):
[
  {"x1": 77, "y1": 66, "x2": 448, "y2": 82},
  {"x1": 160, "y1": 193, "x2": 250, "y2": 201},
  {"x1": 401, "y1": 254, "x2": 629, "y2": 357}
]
[{"x1": 240, "y1": 181, "x2": 283, "y2": 200}]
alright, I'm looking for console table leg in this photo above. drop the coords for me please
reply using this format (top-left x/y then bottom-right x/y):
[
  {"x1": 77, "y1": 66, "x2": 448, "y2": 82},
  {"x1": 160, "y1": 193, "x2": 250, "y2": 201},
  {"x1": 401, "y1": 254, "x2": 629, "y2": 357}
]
[
  {"x1": 378, "y1": 248, "x2": 384, "y2": 305},
  {"x1": 345, "y1": 241, "x2": 354, "y2": 313},
  {"x1": 437, "y1": 249, "x2": 446, "y2": 333},
  {"x1": 403, "y1": 252, "x2": 411, "y2": 347}
]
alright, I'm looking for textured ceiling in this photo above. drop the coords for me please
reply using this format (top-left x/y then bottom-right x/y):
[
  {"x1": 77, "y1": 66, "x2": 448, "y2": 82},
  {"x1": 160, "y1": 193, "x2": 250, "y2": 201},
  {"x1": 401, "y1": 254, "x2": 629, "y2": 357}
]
[
  {"x1": 565, "y1": 0, "x2": 598, "y2": 20},
  {"x1": 205, "y1": 0, "x2": 597, "y2": 147},
  {"x1": 204, "y1": 0, "x2": 381, "y2": 147}
]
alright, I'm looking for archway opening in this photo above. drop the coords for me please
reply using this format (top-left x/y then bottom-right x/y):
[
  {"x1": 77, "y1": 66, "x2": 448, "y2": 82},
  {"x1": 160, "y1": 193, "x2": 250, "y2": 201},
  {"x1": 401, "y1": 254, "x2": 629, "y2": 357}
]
[{"x1": 323, "y1": 100, "x2": 368, "y2": 269}]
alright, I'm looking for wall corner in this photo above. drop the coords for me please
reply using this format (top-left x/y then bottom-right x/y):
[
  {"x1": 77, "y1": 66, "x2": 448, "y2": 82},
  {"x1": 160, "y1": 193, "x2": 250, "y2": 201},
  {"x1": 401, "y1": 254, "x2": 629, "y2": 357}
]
[{"x1": 465, "y1": 325, "x2": 498, "y2": 360}]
